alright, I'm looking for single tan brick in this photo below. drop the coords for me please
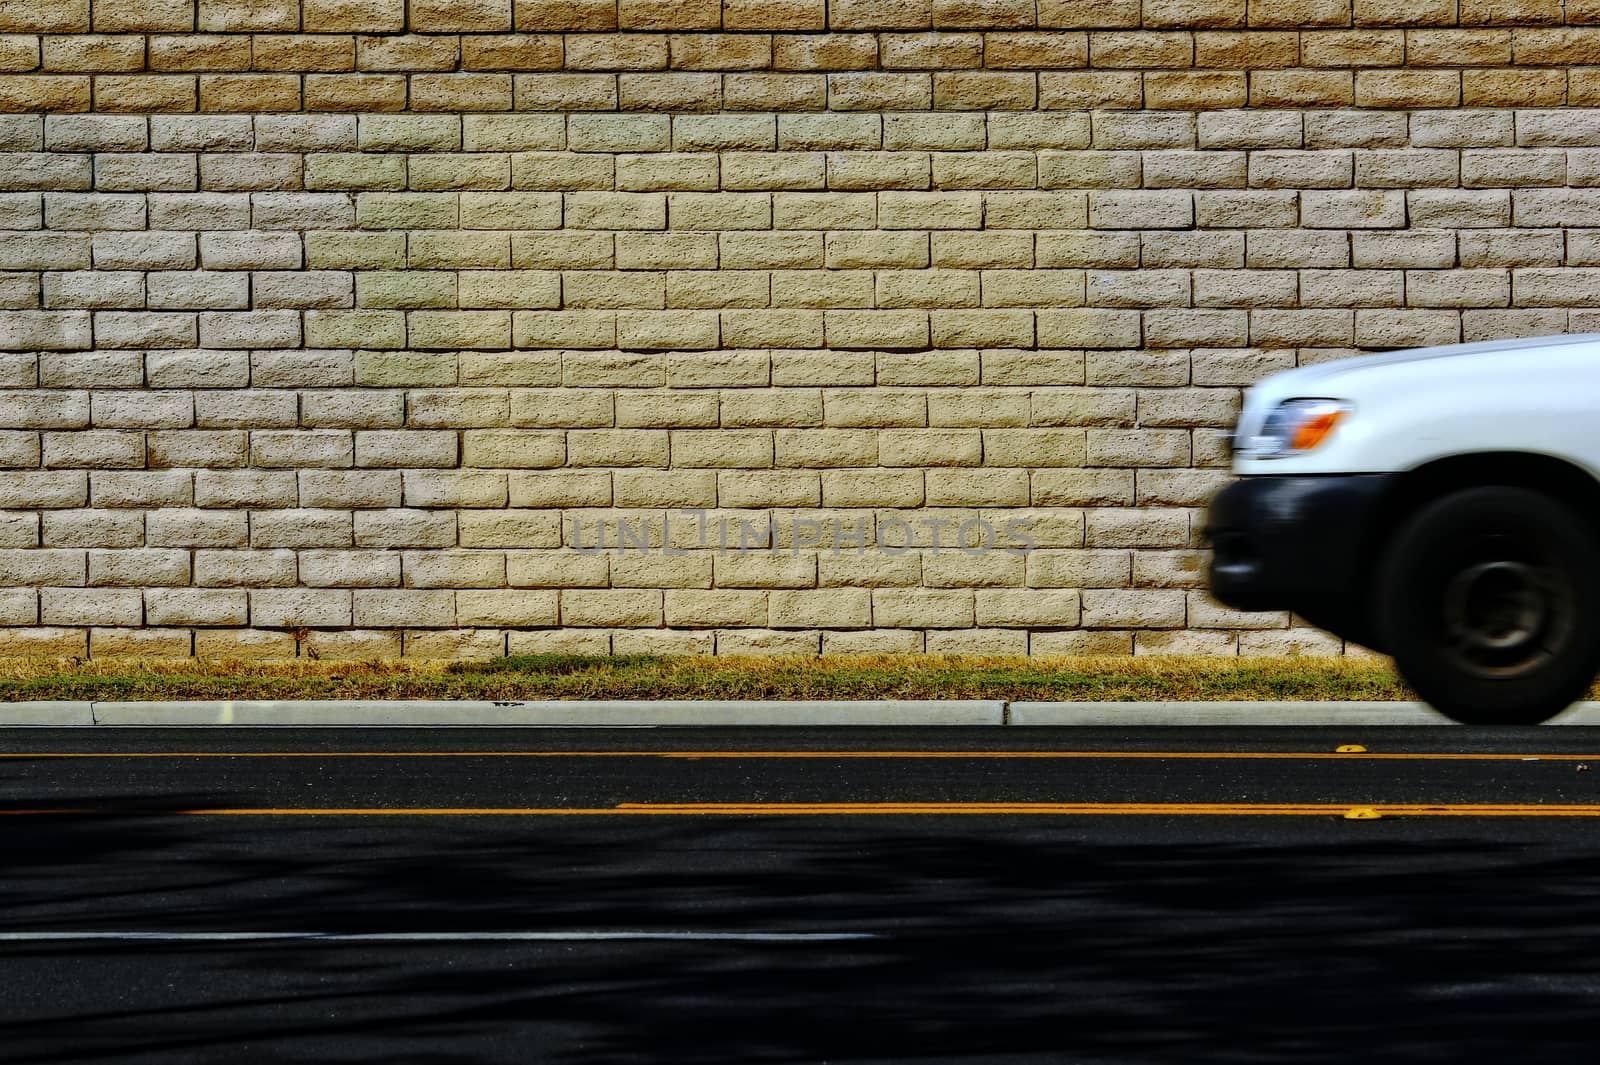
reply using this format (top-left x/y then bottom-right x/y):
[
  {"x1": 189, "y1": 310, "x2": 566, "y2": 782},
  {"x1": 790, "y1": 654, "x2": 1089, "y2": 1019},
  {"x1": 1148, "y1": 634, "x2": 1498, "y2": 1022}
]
[
  {"x1": 619, "y1": 0, "x2": 720, "y2": 29},
  {"x1": 412, "y1": 73, "x2": 514, "y2": 113},
  {"x1": 501, "y1": 548, "x2": 608, "y2": 589},
  {"x1": 881, "y1": 32, "x2": 983, "y2": 69},
  {"x1": 878, "y1": 269, "x2": 979, "y2": 308},
  {"x1": 252, "y1": 34, "x2": 357, "y2": 72},
  {"x1": 665, "y1": 349, "x2": 766, "y2": 388},
  {"x1": 830, "y1": 0, "x2": 932, "y2": 29},
  {"x1": 505, "y1": 628, "x2": 610, "y2": 655},
  {"x1": 1355, "y1": 70, "x2": 1460, "y2": 108},
  {"x1": 395, "y1": 550, "x2": 504, "y2": 588},
  {"x1": 461, "y1": 429, "x2": 565, "y2": 468},
  {"x1": 829, "y1": 72, "x2": 931, "y2": 110},
  {"x1": 515, "y1": 0, "x2": 615, "y2": 30},
  {"x1": 923, "y1": 629, "x2": 1025, "y2": 654},
  {"x1": 93, "y1": 0, "x2": 193, "y2": 32},
  {"x1": 0, "y1": 76, "x2": 90, "y2": 112},
  {"x1": 769, "y1": 588, "x2": 870, "y2": 629},
  {"x1": 0, "y1": 623, "x2": 90, "y2": 655},
  {"x1": 149, "y1": 34, "x2": 254, "y2": 71},
  {"x1": 663, "y1": 589, "x2": 766, "y2": 627},
  {"x1": 976, "y1": 589, "x2": 1080, "y2": 627},
  {"x1": 0, "y1": 0, "x2": 88, "y2": 33},
  {"x1": 1040, "y1": 71, "x2": 1142, "y2": 109},
  {"x1": 410, "y1": 154, "x2": 511, "y2": 192},
  {"x1": 773, "y1": 33, "x2": 878, "y2": 70},
  {"x1": 460, "y1": 115, "x2": 561, "y2": 152},
  {"x1": 562, "y1": 589, "x2": 662, "y2": 626},
  {"x1": 820, "y1": 628, "x2": 920, "y2": 653},
  {"x1": 358, "y1": 191, "x2": 459, "y2": 229},
  {"x1": 200, "y1": 74, "x2": 300, "y2": 112},
  {"x1": 1408, "y1": 29, "x2": 1509, "y2": 67},
  {"x1": 456, "y1": 590, "x2": 558, "y2": 627},
  {"x1": 812, "y1": 547, "x2": 918, "y2": 592},
  {"x1": 454, "y1": 510, "x2": 560, "y2": 552},
  {"x1": 1463, "y1": 69, "x2": 1566, "y2": 108},
  {"x1": 39, "y1": 35, "x2": 141, "y2": 72},
  {"x1": 198, "y1": 0, "x2": 299, "y2": 31},
  {"x1": 1248, "y1": 0, "x2": 1350, "y2": 27},
  {"x1": 94, "y1": 75, "x2": 197, "y2": 112},
  {"x1": 1090, "y1": 30, "x2": 1194, "y2": 68},
  {"x1": 305, "y1": 309, "x2": 406, "y2": 349},
  {"x1": 566, "y1": 32, "x2": 669, "y2": 71},
  {"x1": 1145, "y1": 71, "x2": 1248, "y2": 109},
  {"x1": 358, "y1": 34, "x2": 460, "y2": 72},
  {"x1": 719, "y1": 72, "x2": 821, "y2": 110},
  {"x1": 934, "y1": 0, "x2": 1034, "y2": 28},
  {"x1": 933, "y1": 70, "x2": 1036, "y2": 109},
  {"x1": 296, "y1": 630, "x2": 400, "y2": 659},
  {"x1": 985, "y1": 31, "x2": 1088, "y2": 68},
  {"x1": 463, "y1": 34, "x2": 564, "y2": 71},
  {"x1": 401, "y1": 631, "x2": 506, "y2": 660},
  {"x1": 305, "y1": 0, "x2": 406, "y2": 32},
  {"x1": 1249, "y1": 69, "x2": 1353, "y2": 107},
  {"x1": 513, "y1": 73, "x2": 619, "y2": 110},
  {"x1": 1143, "y1": 0, "x2": 1241, "y2": 25},
  {"x1": 42, "y1": 587, "x2": 143, "y2": 626},
  {"x1": 411, "y1": 0, "x2": 512, "y2": 32},
  {"x1": 717, "y1": 630, "x2": 823, "y2": 654},
  {"x1": 1194, "y1": 30, "x2": 1298, "y2": 66},
  {"x1": 1299, "y1": 30, "x2": 1401, "y2": 67},
  {"x1": 1354, "y1": 0, "x2": 1455, "y2": 25},
  {"x1": 307, "y1": 232, "x2": 406, "y2": 270},
  {"x1": 305, "y1": 74, "x2": 408, "y2": 111},
  {"x1": 872, "y1": 588, "x2": 973, "y2": 628}
]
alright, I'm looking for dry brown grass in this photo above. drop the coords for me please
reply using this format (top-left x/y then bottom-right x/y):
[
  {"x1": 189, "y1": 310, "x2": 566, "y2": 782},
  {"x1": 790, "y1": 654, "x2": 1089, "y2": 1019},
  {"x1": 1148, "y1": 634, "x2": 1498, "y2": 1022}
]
[{"x1": 0, "y1": 654, "x2": 1417, "y2": 702}]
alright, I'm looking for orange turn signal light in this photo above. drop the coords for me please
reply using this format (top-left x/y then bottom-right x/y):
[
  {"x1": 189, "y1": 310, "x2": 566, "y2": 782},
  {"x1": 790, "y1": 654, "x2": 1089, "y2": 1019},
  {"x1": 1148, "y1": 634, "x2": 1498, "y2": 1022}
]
[{"x1": 1290, "y1": 409, "x2": 1345, "y2": 452}]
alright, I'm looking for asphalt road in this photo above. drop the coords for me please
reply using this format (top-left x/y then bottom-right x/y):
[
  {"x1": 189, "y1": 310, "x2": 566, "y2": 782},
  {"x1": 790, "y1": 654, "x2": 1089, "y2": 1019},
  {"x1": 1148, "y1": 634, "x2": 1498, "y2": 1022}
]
[{"x1": 4, "y1": 725, "x2": 1600, "y2": 1064}]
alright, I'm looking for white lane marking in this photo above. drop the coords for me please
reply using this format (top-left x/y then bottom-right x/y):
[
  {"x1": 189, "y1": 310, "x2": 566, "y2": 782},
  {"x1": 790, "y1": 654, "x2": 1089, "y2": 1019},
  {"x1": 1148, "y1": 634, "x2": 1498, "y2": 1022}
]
[{"x1": 0, "y1": 931, "x2": 876, "y2": 943}]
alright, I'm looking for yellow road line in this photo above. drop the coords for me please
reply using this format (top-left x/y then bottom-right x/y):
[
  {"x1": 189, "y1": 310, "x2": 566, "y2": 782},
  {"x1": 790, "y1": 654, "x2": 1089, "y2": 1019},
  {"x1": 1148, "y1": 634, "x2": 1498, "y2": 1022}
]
[
  {"x1": 2, "y1": 750, "x2": 1596, "y2": 761},
  {"x1": 6, "y1": 802, "x2": 1600, "y2": 817},
  {"x1": 600, "y1": 803, "x2": 1600, "y2": 817}
]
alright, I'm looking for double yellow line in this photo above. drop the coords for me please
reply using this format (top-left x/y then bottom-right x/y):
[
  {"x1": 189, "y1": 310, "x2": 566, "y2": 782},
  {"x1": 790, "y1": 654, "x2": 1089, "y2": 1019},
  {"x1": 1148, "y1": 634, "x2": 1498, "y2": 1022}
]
[{"x1": 4, "y1": 747, "x2": 1591, "y2": 817}]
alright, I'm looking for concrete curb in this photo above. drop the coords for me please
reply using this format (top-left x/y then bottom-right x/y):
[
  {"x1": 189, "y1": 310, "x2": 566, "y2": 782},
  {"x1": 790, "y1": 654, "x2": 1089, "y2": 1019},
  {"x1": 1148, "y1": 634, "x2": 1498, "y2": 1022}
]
[
  {"x1": 1010, "y1": 700, "x2": 1454, "y2": 726},
  {"x1": 87, "y1": 699, "x2": 1006, "y2": 727},
  {"x1": 0, "y1": 702, "x2": 95, "y2": 726},
  {"x1": 1012, "y1": 701, "x2": 1600, "y2": 726},
  {"x1": 4, "y1": 698, "x2": 1600, "y2": 726}
]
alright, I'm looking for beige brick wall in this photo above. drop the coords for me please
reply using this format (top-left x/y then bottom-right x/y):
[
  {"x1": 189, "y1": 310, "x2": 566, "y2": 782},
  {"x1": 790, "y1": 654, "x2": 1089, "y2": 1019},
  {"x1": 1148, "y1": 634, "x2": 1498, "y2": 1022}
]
[{"x1": 0, "y1": 1, "x2": 1593, "y2": 658}]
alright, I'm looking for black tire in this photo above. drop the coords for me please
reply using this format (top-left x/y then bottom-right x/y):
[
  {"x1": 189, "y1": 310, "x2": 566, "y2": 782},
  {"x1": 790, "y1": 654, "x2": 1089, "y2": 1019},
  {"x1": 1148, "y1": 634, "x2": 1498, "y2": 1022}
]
[{"x1": 1377, "y1": 486, "x2": 1600, "y2": 725}]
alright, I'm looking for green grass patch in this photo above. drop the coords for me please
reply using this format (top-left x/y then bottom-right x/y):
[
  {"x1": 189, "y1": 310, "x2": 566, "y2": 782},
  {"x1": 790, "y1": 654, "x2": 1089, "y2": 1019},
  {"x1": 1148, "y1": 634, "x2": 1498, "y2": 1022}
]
[{"x1": 0, "y1": 654, "x2": 1420, "y2": 703}]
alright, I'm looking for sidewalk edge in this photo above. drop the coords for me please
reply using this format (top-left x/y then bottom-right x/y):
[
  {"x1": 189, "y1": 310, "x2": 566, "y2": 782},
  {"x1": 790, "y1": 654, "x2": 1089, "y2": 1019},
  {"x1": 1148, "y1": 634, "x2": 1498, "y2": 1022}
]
[
  {"x1": 86, "y1": 699, "x2": 1006, "y2": 727},
  {"x1": 1, "y1": 698, "x2": 1596, "y2": 727}
]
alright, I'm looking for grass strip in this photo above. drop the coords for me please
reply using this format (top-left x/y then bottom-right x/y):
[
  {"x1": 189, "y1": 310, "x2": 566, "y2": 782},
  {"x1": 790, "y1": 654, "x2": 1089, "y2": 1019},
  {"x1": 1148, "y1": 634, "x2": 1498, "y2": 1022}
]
[{"x1": 0, "y1": 654, "x2": 1420, "y2": 703}]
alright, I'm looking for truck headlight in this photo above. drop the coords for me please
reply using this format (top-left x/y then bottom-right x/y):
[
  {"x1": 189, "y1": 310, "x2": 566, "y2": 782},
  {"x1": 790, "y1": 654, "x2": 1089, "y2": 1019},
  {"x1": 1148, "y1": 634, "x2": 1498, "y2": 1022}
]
[{"x1": 1242, "y1": 399, "x2": 1351, "y2": 459}]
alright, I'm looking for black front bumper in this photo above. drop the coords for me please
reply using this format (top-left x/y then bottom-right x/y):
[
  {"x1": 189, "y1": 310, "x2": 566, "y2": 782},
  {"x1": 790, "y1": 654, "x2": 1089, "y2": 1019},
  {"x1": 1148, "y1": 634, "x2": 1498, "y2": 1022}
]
[{"x1": 1206, "y1": 475, "x2": 1394, "y2": 633}]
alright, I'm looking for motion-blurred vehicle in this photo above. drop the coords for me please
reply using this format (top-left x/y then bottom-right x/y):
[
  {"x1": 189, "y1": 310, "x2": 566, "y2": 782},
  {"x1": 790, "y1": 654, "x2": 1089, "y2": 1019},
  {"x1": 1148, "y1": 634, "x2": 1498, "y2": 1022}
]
[{"x1": 1207, "y1": 334, "x2": 1600, "y2": 725}]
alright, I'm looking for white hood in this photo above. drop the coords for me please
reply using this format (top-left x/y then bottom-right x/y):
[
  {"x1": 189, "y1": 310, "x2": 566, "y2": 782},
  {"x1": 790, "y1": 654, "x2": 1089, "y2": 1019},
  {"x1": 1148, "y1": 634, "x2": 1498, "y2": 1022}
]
[{"x1": 1234, "y1": 334, "x2": 1600, "y2": 477}]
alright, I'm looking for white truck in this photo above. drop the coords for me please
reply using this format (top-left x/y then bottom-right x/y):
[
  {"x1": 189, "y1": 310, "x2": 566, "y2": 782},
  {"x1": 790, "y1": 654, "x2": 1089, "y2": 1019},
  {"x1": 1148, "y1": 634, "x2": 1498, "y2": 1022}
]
[{"x1": 1207, "y1": 334, "x2": 1600, "y2": 725}]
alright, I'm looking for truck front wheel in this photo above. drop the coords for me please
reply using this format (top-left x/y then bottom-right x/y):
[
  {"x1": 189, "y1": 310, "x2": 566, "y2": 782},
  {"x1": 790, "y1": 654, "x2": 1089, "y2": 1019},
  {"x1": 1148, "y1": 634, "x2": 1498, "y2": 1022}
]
[{"x1": 1378, "y1": 487, "x2": 1600, "y2": 725}]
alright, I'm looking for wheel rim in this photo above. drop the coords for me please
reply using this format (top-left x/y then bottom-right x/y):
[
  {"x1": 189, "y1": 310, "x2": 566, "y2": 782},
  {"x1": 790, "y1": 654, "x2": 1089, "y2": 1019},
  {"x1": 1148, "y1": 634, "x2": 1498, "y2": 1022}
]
[{"x1": 1435, "y1": 533, "x2": 1574, "y2": 679}]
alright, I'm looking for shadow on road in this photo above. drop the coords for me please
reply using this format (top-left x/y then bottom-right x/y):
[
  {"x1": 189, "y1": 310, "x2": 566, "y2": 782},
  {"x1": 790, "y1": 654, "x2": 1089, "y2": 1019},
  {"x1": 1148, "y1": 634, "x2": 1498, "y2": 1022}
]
[{"x1": 0, "y1": 805, "x2": 1597, "y2": 1063}]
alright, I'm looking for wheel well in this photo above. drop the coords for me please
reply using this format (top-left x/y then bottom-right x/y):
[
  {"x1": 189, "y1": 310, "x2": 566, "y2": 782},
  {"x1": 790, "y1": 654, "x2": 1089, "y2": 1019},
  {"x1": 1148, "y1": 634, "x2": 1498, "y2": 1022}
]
[
  {"x1": 1327, "y1": 454, "x2": 1600, "y2": 654},
  {"x1": 1368, "y1": 453, "x2": 1600, "y2": 572}
]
